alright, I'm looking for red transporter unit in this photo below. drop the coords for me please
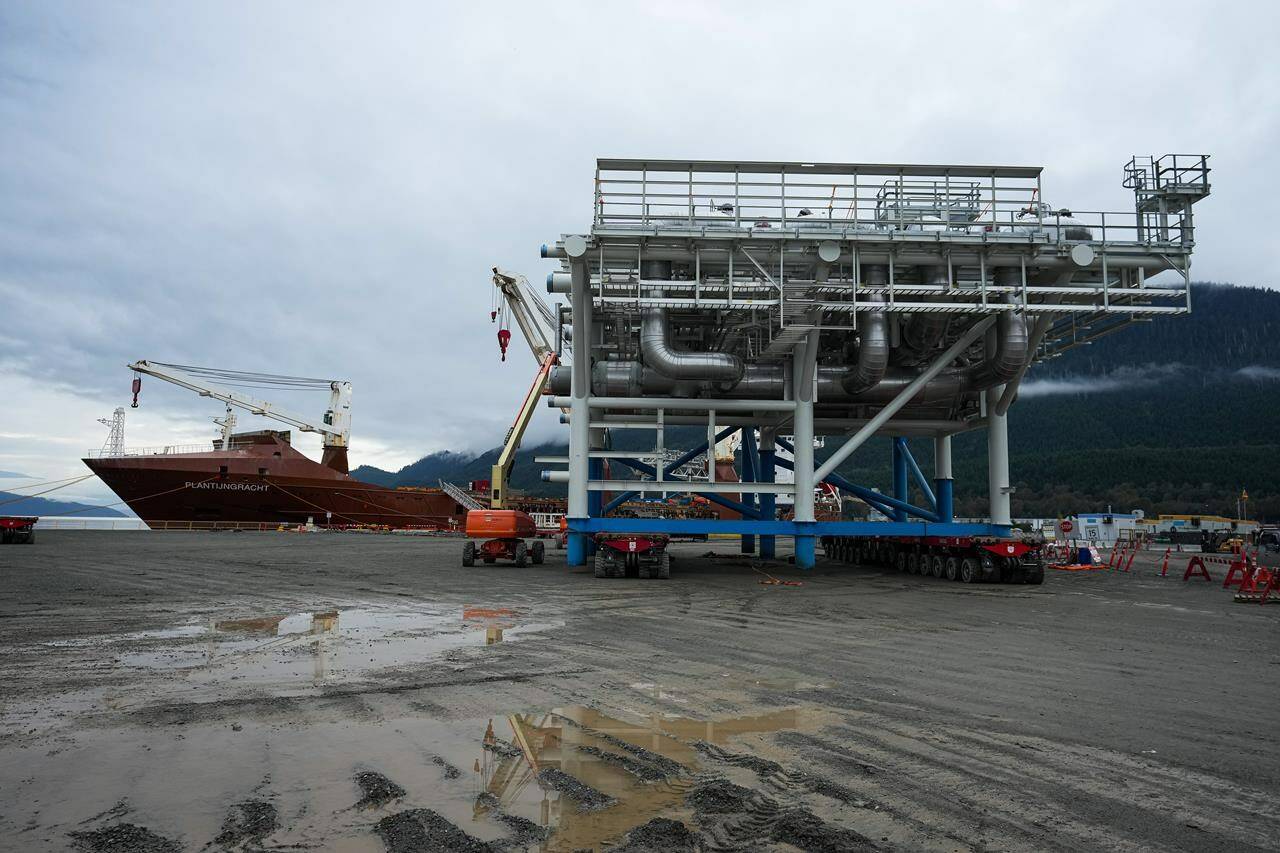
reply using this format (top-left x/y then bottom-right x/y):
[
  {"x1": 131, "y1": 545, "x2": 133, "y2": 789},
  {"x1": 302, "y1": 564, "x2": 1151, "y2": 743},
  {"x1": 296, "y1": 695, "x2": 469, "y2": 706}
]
[
  {"x1": 592, "y1": 533, "x2": 671, "y2": 580},
  {"x1": 0, "y1": 516, "x2": 37, "y2": 545},
  {"x1": 463, "y1": 509, "x2": 544, "y2": 567}
]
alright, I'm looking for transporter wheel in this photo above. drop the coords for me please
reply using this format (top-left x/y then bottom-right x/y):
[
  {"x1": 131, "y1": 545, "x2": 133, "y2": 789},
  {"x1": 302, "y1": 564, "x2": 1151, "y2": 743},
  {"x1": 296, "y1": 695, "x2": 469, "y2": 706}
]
[
  {"x1": 907, "y1": 552, "x2": 920, "y2": 575},
  {"x1": 959, "y1": 557, "x2": 980, "y2": 583},
  {"x1": 462, "y1": 541, "x2": 476, "y2": 567},
  {"x1": 593, "y1": 551, "x2": 608, "y2": 578},
  {"x1": 657, "y1": 552, "x2": 671, "y2": 579},
  {"x1": 555, "y1": 536, "x2": 565, "y2": 550},
  {"x1": 980, "y1": 552, "x2": 999, "y2": 582},
  {"x1": 944, "y1": 556, "x2": 960, "y2": 581},
  {"x1": 0, "y1": 530, "x2": 10, "y2": 545},
  {"x1": 931, "y1": 555, "x2": 945, "y2": 578},
  {"x1": 513, "y1": 541, "x2": 528, "y2": 568},
  {"x1": 1025, "y1": 563, "x2": 1045, "y2": 585},
  {"x1": 531, "y1": 541, "x2": 545, "y2": 565},
  {"x1": 895, "y1": 551, "x2": 907, "y2": 573},
  {"x1": 24, "y1": 530, "x2": 34, "y2": 544}
]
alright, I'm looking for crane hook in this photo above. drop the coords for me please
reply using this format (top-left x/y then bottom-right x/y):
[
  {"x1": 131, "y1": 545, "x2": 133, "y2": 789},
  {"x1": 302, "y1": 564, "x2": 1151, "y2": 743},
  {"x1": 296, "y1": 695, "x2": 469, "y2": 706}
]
[
  {"x1": 130, "y1": 372, "x2": 142, "y2": 408},
  {"x1": 497, "y1": 328, "x2": 511, "y2": 362}
]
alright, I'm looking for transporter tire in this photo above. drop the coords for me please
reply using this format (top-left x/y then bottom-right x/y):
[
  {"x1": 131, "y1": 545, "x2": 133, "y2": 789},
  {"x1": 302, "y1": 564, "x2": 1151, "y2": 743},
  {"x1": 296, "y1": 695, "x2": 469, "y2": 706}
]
[
  {"x1": 657, "y1": 552, "x2": 671, "y2": 579},
  {"x1": 1025, "y1": 563, "x2": 1045, "y2": 585},
  {"x1": 979, "y1": 552, "x2": 1000, "y2": 582},
  {"x1": 960, "y1": 557, "x2": 980, "y2": 583},
  {"x1": 0, "y1": 530, "x2": 10, "y2": 545},
  {"x1": 24, "y1": 530, "x2": 34, "y2": 544},
  {"x1": 555, "y1": 536, "x2": 564, "y2": 550},
  {"x1": 593, "y1": 551, "x2": 608, "y2": 578},
  {"x1": 895, "y1": 551, "x2": 907, "y2": 573},
  {"x1": 931, "y1": 555, "x2": 945, "y2": 578},
  {"x1": 531, "y1": 541, "x2": 545, "y2": 565},
  {"x1": 462, "y1": 541, "x2": 476, "y2": 567},
  {"x1": 907, "y1": 552, "x2": 920, "y2": 575},
  {"x1": 944, "y1": 556, "x2": 960, "y2": 581},
  {"x1": 513, "y1": 541, "x2": 528, "y2": 568}
]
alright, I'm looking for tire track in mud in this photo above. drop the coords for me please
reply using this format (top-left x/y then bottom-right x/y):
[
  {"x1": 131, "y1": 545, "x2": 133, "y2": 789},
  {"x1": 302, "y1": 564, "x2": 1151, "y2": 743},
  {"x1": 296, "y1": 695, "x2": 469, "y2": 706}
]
[{"x1": 780, "y1": 719, "x2": 1275, "y2": 853}]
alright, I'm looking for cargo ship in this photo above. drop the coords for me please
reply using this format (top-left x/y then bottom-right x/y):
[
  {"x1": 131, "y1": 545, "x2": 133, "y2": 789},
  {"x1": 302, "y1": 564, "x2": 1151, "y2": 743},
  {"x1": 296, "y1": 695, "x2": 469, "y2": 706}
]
[
  {"x1": 82, "y1": 361, "x2": 488, "y2": 530},
  {"x1": 84, "y1": 429, "x2": 471, "y2": 529}
]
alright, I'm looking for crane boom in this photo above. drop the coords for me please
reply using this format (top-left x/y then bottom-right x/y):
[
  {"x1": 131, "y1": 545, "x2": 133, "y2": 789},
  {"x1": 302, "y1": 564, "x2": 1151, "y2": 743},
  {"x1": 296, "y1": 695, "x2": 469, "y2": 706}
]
[
  {"x1": 490, "y1": 351, "x2": 557, "y2": 508},
  {"x1": 128, "y1": 360, "x2": 354, "y2": 472},
  {"x1": 492, "y1": 268, "x2": 566, "y2": 363}
]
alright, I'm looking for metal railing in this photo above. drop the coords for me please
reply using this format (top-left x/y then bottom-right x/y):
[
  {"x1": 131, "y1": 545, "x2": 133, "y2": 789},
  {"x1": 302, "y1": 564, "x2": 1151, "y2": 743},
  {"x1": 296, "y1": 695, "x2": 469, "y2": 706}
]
[
  {"x1": 590, "y1": 158, "x2": 1198, "y2": 249},
  {"x1": 86, "y1": 444, "x2": 214, "y2": 458}
]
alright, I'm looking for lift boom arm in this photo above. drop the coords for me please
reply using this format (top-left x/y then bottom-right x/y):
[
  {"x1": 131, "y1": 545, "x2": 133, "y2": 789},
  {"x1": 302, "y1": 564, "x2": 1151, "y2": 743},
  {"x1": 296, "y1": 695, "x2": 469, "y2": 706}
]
[
  {"x1": 490, "y1": 352, "x2": 557, "y2": 508},
  {"x1": 129, "y1": 360, "x2": 353, "y2": 447}
]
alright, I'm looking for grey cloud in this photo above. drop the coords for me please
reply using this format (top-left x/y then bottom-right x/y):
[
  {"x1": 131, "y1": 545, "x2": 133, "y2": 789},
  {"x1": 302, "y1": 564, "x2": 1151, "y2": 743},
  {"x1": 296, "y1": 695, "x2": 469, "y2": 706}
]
[{"x1": 2, "y1": 3, "x2": 1277, "y2": 472}]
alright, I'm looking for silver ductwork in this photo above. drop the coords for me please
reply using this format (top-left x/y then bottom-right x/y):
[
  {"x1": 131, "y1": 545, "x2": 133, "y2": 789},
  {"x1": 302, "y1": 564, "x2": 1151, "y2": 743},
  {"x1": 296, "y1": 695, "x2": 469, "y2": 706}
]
[
  {"x1": 640, "y1": 308, "x2": 744, "y2": 383},
  {"x1": 842, "y1": 268, "x2": 890, "y2": 394}
]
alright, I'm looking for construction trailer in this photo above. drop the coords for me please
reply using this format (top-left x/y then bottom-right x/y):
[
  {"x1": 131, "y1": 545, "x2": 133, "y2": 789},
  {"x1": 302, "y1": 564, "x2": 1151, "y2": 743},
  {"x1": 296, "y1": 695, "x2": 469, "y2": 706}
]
[{"x1": 539, "y1": 155, "x2": 1211, "y2": 570}]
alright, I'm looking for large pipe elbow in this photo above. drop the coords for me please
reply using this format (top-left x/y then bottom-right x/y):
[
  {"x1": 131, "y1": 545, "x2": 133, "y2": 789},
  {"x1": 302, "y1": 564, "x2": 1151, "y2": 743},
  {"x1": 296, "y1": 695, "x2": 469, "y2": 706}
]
[
  {"x1": 967, "y1": 309, "x2": 1028, "y2": 390},
  {"x1": 640, "y1": 308, "x2": 744, "y2": 383},
  {"x1": 841, "y1": 296, "x2": 889, "y2": 394}
]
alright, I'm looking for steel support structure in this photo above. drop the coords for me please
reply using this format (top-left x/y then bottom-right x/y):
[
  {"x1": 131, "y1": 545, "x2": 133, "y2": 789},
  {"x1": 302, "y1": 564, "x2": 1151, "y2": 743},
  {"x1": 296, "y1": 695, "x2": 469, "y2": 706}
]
[{"x1": 539, "y1": 156, "x2": 1209, "y2": 563}]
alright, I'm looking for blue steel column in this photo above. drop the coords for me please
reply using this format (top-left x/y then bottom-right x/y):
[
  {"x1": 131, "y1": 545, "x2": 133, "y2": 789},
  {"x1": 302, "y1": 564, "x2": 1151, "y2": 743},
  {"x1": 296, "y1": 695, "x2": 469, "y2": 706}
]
[
  {"x1": 758, "y1": 429, "x2": 777, "y2": 559},
  {"x1": 934, "y1": 434, "x2": 954, "y2": 523},
  {"x1": 892, "y1": 437, "x2": 909, "y2": 523},
  {"x1": 740, "y1": 427, "x2": 759, "y2": 554},
  {"x1": 565, "y1": 238, "x2": 591, "y2": 566}
]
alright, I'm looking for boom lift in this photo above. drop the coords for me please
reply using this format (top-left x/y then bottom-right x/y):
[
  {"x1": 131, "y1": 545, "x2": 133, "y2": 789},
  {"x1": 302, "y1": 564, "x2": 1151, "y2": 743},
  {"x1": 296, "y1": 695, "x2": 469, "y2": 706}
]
[
  {"x1": 128, "y1": 360, "x2": 353, "y2": 473},
  {"x1": 462, "y1": 269, "x2": 564, "y2": 568}
]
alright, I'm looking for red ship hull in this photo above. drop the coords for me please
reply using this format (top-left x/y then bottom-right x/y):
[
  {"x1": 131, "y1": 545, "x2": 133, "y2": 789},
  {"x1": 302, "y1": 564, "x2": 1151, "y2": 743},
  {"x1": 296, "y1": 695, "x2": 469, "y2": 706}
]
[{"x1": 83, "y1": 433, "x2": 467, "y2": 530}]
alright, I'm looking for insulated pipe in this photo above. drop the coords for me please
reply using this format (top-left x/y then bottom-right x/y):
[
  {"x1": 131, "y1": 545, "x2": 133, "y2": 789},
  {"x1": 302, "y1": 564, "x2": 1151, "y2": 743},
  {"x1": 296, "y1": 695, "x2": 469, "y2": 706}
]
[
  {"x1": 897, "y1": 266, "x2": 951, "y2": 363},
  {"x1": 842, "y1": 301, "x2": 889, "y2": 394},
  {"x1": 640, "y1": 308, "x2": 744, "y2": 382}
]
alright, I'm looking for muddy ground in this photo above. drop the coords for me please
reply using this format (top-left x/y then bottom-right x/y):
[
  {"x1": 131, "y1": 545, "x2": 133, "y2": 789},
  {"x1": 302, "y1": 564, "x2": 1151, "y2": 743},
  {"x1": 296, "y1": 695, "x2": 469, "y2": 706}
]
[{"x1": 0, "y1": 532, "x2": 1276, "y2": 852}]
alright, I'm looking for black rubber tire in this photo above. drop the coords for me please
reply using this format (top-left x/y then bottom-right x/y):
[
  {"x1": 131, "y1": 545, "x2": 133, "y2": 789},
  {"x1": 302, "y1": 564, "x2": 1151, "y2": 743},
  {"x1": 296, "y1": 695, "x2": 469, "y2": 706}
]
[
  {"x1": 0, "y1": 530, "x2": 10, "y2": 545},
  {"x1": 25, "y1": 530, "x2": 34, "y2": 544},
  {"x1": 960, "y1": 557, "x2": 980, "y2": 583},
  {"x1": 980, "y1": 552, "x2": 1000, "y2": 582},
  {"x1": 593, "y1": 551, "x2": 608, "y2": 578},
  {"x1": 531, "y1": 541, "x2": 545, "y2": 565},
  {"x1": 555, "y1": 536, "x2": 564, "y2": 550},
  {"x1": 657, "y1": 552, "x2": 671, "y2": 579},
  {"x1": 944, "y1": 556, "x2": 960, "y2": 581},
  {"x1": 895, "y1": 551, "x2": 907, "y2": 573},
  {"x1": 907, "y1": 553, "x2": 920, "y2": 575},
  {"x1": 462, "y1": 541, "x2": 476, "y2": 567},
  {"x1": 931, "y1": 555, "x2": 945, "y2": 578},
  {"x1": 513, "y1": 540, "x2": 527, "y2": 568},
  {"x1": 1025, "y1": 563, "x2": 1045, "y2": 585}
]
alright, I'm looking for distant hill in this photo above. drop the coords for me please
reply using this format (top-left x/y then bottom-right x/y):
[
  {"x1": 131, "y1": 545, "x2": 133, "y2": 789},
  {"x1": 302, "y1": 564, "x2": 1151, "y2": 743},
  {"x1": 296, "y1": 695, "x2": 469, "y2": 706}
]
[
  {"x1": 354, "y1": 283, "x2": 1280, "y2": 520},
  {"x1": 0, "y1": 492, "x2": 127, "y2": 518}
]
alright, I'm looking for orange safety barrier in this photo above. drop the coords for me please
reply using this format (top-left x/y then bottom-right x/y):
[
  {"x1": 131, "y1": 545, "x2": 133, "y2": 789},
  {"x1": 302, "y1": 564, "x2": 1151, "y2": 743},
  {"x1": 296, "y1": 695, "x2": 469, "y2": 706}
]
[
  {"x1": 1235, "y1": 566, "x2": 1278, "y2": 603},
  {"x1": 1183, "y1": 556, "x2": 1213, "y2": 582}
]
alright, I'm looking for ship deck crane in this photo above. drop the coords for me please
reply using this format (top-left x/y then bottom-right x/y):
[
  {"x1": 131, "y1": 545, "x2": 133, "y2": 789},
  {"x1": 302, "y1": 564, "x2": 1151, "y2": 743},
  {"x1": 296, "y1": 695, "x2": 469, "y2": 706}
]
[{"x1": 128, "y1": 360, "x2": 354, "y2": 473}]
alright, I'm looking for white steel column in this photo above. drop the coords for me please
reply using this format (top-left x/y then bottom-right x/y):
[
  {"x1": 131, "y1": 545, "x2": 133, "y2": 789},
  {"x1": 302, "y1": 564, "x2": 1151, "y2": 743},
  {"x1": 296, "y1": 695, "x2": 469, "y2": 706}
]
[
  {"x1": 791, "y1": 333, "x2": 818, "y2": 525},
  {"x1": 566, "y1": 237, "x2": 591, "y2": 525},
  {"x1": 986, "y1": 384, "x2": 1011, "y2": 525}
]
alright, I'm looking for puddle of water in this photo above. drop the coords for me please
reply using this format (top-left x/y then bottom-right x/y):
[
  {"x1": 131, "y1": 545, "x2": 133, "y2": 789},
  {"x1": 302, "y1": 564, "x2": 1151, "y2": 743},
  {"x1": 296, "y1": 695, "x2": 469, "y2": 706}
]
[
  {"x1": 109, "y1": 606, "x2": 561, "y2": 688},
  {"x1": 0, "y1": 690, "x2": 819, "y2": 851}
]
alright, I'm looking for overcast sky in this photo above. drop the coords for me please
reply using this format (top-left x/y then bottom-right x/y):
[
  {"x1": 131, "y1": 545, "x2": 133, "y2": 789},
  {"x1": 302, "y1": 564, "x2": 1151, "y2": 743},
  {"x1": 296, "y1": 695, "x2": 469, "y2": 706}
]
[{"x1": 2, "y1": 1, "x2": 1277, "y2": 506}]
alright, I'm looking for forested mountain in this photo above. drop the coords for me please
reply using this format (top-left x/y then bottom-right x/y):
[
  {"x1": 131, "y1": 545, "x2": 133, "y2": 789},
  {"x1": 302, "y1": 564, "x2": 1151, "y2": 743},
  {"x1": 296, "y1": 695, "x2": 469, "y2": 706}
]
[
  {"x1": 354, "y1": 283, "x2": 1280, "y2": 520},
  {"x1": 0, "y1": 492, "x2": 126, "y2": 518}
]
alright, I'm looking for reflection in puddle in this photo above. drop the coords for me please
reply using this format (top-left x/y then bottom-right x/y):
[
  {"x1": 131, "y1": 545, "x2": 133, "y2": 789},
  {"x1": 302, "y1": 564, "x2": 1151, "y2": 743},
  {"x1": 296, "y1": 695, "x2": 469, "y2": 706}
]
[
  {"x1": 112, "y1": 605, "x2": 559, "y2": 686},
  {"x1": 465, "y1": 705, "x2": 810, "y2": 851}
]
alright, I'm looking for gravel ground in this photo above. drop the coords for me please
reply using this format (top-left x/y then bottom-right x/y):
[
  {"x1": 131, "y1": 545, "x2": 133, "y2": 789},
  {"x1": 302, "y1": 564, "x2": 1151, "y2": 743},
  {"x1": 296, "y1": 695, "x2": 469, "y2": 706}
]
[{"x1": 1, "y1": 531, "x2": 1276, "y2": 852}]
